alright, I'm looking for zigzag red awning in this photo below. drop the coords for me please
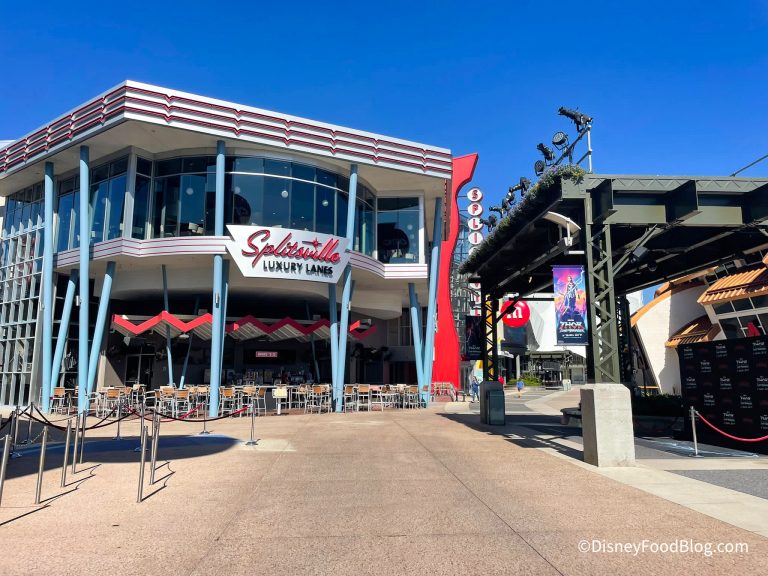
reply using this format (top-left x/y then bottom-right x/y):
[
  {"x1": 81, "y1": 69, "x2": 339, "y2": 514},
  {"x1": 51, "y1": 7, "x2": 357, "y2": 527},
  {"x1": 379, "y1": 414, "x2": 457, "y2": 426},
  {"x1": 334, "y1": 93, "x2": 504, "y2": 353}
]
[{"x1": 111, "y1": 313, "x2": 377, "y2": 342}]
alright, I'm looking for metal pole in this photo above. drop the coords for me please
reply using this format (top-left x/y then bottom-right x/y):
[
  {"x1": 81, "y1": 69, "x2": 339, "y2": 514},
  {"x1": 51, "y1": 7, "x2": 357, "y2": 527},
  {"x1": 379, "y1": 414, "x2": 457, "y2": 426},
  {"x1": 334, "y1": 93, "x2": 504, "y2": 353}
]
[
  {"x1": 245, "y1": 398, "x2": 258, "y2": 446},
  {"x1": 42, "y1": 162, "x2": 55, "y2": 413},
  {"x1": 0, "y1": 435, "x2": 11, "y2": 506},
  {"x1": 34, "y1": 426, "x2": 49, "y2": 504},
  {"x1": 586, "y1": 126, "x2": 593, "y2": 173},
  {"x1": 78, "y1": 413, "x2": 87, "y2": 464},
  {"x1": 78, "y1": 145, "x2": 91, "y2": 413},
  {"x1": 150, "y1": 414, "x2": 159, "y2": 485},
  {"x1": 10, "y1": 408, "x2": 19, "y2": 450},
  {"x1": 24, "y1": 402, "x2": 34, "y2": 444},
  {"x1": 200, "y1": 413, "x2": 209, "y2": 435},
  {"x1": 61, "y1": 419, "x2": 72, "y2": 487},
  {"x1": 71, "y1": 414, "x2": 80, "y2": 474},
  {"x1": 690, "y1": 406, "x2": 701, "y2": 458},
  {"x1": 137, "y1": 425, "x2": 147, "y2": 503},
  {"x1": 114, "y1": 400, "x2": 122, "y2": 440}
]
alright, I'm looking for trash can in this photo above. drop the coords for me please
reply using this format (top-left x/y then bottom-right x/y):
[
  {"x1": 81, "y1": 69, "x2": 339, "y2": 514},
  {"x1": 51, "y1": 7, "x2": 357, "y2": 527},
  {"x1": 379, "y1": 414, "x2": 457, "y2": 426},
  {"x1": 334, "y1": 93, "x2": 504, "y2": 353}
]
[{"x1": 479, "y1": 380, "x2": 505, "y2": 425}]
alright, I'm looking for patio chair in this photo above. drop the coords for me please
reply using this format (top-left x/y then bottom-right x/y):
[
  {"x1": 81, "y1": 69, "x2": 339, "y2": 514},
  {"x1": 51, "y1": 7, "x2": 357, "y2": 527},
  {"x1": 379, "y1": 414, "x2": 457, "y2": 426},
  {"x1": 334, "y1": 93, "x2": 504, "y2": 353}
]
[
  {"x1": 404, "y1": 385, "x2": 420, "y2": 409},
  {"x1": 356, "y1": 385, "x2": 371, "y2": 411},
  {"x1": 220, "y1": 387, "x2": 238, "y2": 414},
  {"x1": 50, "y1": 387, "x2": 70, "y2": 414},
  {"x1": 174, "y1": 389, "x2": 192, "y2": 418},
  {"x1": 343, "y1": 385, "x2": 357, "y2": 412},
  {"x1": 157, "y1": 386, "x2": 175, "y2": 414}
]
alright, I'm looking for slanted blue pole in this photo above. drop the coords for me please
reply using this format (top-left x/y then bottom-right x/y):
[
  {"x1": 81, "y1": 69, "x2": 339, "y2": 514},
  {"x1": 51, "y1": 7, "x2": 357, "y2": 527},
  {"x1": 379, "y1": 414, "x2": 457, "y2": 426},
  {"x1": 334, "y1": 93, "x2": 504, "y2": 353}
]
[
  {"x1": 161, "y1": 265, "x2": 174, "y2": 386},
  {"x1": 209, "y1": 140, "x2": 225, "y2": 416},
  {"x1": 179, "y1": 296, "x2": 200, "y2": 389},
  {"x1": 218, "y1": 260, "x2": 229, "y2": 384},
  {"x1": 78, "y1": 146, "x2": 90, "y2": 413},
  {"x1": 334, "y1": 164, "x2": 358, "y2": 411},
  {"x1": 408, "y1": 283, "x2": 425, "y2": 388},
  {"x1": 328, "y1": 283, "x2": 338, "y2": 388},
  {"x1": 51, "y1": 271, "x2": 78, "y2": 390},
  {"x1": 422, "y1": 198, "x2": 443, "y2": 404},
  {"x1": 87, "y1": 262, "x2": 116, "y2": 394},
  {"x1": 41, "y1": 162, "x2": 54, "y2": 412}
]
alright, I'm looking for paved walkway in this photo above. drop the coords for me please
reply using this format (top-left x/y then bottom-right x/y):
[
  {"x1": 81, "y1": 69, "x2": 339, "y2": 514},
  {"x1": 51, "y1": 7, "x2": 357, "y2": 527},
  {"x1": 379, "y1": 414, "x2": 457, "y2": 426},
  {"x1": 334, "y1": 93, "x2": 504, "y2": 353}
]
[{"x1": 1, "y1": 405, "x2": 766, "y2": 575}]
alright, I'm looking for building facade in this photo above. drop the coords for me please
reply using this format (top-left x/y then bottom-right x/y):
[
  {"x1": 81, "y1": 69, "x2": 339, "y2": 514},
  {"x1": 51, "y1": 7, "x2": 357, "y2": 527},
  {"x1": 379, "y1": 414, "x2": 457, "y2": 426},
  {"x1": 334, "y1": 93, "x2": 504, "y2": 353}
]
[{"x1": 0, "y1": 81, "x2": 472, "y2": 413}]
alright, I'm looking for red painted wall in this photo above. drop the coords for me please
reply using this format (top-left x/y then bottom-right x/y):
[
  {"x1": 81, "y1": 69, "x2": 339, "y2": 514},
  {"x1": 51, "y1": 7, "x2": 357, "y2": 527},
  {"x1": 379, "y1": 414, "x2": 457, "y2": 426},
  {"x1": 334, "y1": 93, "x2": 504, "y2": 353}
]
[{"x1": 431, "y1": 153, "x2": 479, "y2": 388}]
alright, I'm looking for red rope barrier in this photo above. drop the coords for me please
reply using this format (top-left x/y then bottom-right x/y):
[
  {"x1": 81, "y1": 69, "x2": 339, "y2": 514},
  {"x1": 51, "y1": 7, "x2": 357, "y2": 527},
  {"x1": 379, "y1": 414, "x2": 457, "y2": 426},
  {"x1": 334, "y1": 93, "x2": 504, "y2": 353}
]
[{"x1": 695, "y1": 411, "x2": 768, "y2": 443}]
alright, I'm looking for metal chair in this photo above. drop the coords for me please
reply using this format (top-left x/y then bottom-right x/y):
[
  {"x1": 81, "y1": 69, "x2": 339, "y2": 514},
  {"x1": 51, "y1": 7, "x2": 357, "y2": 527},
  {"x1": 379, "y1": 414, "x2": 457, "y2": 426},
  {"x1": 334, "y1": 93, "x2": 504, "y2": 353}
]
[
  {"x1": 356, "y1": 385, "x2": 371, "y2": 411},
  {"x1": 220, "y1": 387, "x2": 238, "y2": 414},
  {"x1": 343, "y1": 385, "x2": 357, "y2": 412},
  {"x1": 50, "y1": 387, "x2": 70, "y2": 414}
]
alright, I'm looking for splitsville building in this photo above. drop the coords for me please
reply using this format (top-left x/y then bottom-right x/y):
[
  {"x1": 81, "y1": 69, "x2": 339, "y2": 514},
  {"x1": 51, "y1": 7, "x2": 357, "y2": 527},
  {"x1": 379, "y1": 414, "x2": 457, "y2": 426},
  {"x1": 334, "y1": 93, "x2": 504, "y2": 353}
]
[{"x1": 0, "y1": 81, "x2": 477, "y2": 413}]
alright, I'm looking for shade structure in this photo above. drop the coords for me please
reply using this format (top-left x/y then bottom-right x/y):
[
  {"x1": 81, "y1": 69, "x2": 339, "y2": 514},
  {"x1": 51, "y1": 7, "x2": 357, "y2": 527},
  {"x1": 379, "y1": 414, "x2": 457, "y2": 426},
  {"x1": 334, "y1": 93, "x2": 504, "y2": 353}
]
[{"x1": 111, "y1": 313, "x2": 376, "y2": 342}]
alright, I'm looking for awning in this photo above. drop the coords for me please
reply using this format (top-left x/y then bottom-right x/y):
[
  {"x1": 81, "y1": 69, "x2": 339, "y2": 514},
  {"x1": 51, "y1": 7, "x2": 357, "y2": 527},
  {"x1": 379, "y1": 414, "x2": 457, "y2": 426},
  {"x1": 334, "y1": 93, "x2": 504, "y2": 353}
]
[
  {"x1": 665, "y1": 316, "x2": 721, "y2": 348},
  {"x1": 111, "y1": 313, "x2": 376, "y2": 342},
  {"x1": 697, "y1": 266, "x2": 768, "y2": 306}
]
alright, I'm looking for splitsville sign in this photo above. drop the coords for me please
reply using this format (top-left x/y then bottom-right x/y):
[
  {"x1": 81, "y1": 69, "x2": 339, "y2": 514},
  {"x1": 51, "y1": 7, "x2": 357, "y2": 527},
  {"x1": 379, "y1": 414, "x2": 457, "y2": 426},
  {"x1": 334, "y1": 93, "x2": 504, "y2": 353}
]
[{"x1": 226, "y1": 225, "x2": 351, "y2": 284}]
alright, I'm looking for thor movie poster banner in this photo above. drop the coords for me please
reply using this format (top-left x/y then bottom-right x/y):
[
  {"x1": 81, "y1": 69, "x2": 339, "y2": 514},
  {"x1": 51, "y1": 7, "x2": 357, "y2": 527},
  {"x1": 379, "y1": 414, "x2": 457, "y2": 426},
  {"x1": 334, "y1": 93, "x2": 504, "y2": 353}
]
[
  {"x1": 553, "y1": 265, "x2": 588, "y2": 345},
  {"x1": 464, "y1": 315, "x2": 484, "y2": 360}
]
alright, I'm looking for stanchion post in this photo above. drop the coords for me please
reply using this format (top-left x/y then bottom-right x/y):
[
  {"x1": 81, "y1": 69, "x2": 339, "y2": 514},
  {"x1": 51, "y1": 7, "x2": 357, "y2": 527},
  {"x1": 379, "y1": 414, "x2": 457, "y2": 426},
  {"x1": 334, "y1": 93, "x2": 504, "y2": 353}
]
[
  {"x1": 137, "y1": 425, "x2": 148, "y2": 503},
  {"x1": 78, "y1": 413, "x2": 87, "y2": 464},
  {"x1": 690, "y1": 405, "x2": 701, "y2": 458},
  {"x1": 200, "y1": 413, "x2": 209, "y2": 435},
  {"x1": 24, "y1": 402, "x2": 34, "y2": 445},
  {"x1": 245, "y1": 398, "x2": 258, "y2": 446},
  {"x1": 150, "y1": 414, "x2": 160, "y2": 485},
  {"x1": 35, "y1": 426, "x2": 49, "y2": 504},
  {"x1": 0, "y1": 434, "x2": 11, "y2": 506},
  {"x1": 61, "y1": 418, "x2": 72, "y2": 487},
  {"x1": 12, "y1": 407, "x2": 20, "y2": 450},
  {"x1": 114, "y1": 401, "x2": 122, "y2": 440},
  {"x1": 71, "y1": 414, "x2": 80, "y2": 474}
]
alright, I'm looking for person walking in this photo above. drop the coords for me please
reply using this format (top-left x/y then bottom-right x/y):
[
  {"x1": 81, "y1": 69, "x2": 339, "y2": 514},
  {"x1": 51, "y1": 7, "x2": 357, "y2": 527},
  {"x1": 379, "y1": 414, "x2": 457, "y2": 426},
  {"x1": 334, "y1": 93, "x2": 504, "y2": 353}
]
[
  {"x1": 516, "y1": 377, "x2": 525, "y2": 398},
  {"x1": 470, "y1": 375, "x2": 480, "y2": 403}
]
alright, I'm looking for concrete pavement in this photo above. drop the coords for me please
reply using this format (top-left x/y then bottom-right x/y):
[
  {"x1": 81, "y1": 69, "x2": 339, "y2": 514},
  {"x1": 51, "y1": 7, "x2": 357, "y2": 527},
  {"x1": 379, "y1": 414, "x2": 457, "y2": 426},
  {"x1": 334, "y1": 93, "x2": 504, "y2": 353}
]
[{"x1": 0, "y1": 405, "x2": 766, "y2": 575}]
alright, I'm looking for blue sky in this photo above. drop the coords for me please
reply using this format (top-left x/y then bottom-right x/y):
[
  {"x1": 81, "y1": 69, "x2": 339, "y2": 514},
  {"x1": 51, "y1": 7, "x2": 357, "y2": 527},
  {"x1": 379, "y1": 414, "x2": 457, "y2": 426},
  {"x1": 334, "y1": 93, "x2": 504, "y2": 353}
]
[{"x1": 1, "y1": 1, "x2": 767, "y2": 207}]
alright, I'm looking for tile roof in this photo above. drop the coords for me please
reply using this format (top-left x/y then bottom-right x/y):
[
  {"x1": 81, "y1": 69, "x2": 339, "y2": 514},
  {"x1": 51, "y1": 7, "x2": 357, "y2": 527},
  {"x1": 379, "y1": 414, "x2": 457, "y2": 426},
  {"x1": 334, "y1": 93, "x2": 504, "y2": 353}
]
[
  {"x1": 665, "y1": 316, "x2": 721, "y2": 348},
  {"x1": 697, "y1": 267, "x2": 768, "y2": 306}
]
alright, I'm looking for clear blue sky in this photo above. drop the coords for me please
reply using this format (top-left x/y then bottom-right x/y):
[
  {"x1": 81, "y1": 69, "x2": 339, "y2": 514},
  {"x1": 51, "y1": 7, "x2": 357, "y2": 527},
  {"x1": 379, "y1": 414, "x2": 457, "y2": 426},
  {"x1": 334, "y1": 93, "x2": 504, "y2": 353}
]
[{"x1": 1, "y1": 1, "x2": 767, "y2": 207}]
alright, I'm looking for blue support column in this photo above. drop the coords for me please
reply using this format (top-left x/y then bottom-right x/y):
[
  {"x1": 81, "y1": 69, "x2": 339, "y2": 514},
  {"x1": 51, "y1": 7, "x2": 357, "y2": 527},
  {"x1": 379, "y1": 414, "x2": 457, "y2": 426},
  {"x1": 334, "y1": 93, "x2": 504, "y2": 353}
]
[
  {"x1": 78, "y1": 146, "x2": 90, "y2": 413},
  {"x1": 408, "y1": 283, "x2": 425, "y2": 388},
  {"x1": 209, "y1": 140, "x2": 225, "y2": 416},
  {"x1": 334, "y1": 164, "x2": 358, "y2": 411},
  {"x1": 51, "y1": 271, "x2": 78, "y2": 390},
  {"x1": 87, "y1": 262, "x2": 116, "y2": 394},
  {"x1": 161, "y1": 265, "x2": 174, "y2": 386},
  {"x1": 41, "y1": 162, "x2": 54, "y2": 412},
  {"x1": 422, "y1": 198, "x2": 443, "y2": 404},
  {"x1": 328, "y1": 283, "x2": 338, "y2": 388}
]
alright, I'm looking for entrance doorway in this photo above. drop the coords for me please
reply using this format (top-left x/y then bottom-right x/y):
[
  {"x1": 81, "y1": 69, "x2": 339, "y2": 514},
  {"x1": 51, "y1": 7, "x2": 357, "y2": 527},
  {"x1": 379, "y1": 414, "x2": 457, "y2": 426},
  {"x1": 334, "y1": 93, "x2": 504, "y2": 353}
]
[{"x1": 125, "y1": 347, "x2": 155, "y2": 388}]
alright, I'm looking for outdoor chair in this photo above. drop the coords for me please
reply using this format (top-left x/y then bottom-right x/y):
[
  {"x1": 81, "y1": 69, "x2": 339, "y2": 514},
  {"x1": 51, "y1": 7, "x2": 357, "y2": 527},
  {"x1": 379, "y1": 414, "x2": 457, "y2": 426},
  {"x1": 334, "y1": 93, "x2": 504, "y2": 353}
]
[
  {"x1": 343, "y1": 385, "x2": 357, "y2": 412},
  {"x1": 404, "y1": 385, "x2": 420, "y2": 409},
  {"x1": 50, "y1": 387, "x2": 69, "y2": 414},
  {"x1": 174, "y1": 389, "x2": 192, "y2": 417},
  {"x1": 241, "y1": 386, "x2": 258, "y2": 415},
  {"x1": 157, "y1": 386, "x2": 175, "y2": 414},
  {"x1": 356, "y1": 385, "x2": 371, "y2": 411},
  {"x1": 220, "y1": 387, "x2": 238, "y2": 414}
]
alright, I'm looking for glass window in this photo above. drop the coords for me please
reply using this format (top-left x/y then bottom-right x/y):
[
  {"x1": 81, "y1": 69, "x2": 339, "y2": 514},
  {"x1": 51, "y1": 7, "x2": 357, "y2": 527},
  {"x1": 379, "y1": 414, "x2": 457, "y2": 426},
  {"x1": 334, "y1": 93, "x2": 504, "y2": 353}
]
[
  {"x1": 233, "y1": 157, "x2": 263, "y2": 173},
  {"x1": 110, "y1": 156, "x2": 128, "y2": 177},
  {"x1": 719, "y1": 317, "x2": 742, "y2": 339},
  {"x1": 132, "y1": 175, "x2": 151, "y2": 239},
  {"x1": 337, "y1": 192, "x2": 348, "y2": 237},
  {"x1": 91, "y1": 162, "x2": 109, "y2": 184},
  {"x1": 182, "y1": 156, "x2": 213, "y2": 173},
  {"x1": 315, "y1": 187, "x2": 335, "y2": 235},
  {"x1": 156, "y1": 158, "x2": 182, "y2": 177},
  {"x1": 752, "y1": 295, "x2": 768, "y2": 309},
  {"x1": 317, "y1": 169, "x2": 337, "y2": 188},
  {"x1": 712, "y1": 302, "x2": 734, "y2": 315},
  {"x1": 377, "y1": 197, "x2": 420, "y2": 263},
  {"x1": 263, "y1": 176, "x2": 290, "y2": 228},
  {"x1": 179, "y1": 174, "x2": 206, "y2": 235},
  {"x1": 741, "y1": 315, "x2": 763, "y2": 335},
  {"x1": 732, "y1": 298, "x2": 753, "y2": 312},
  {"x1": 136, "y1": 157, "x2": 152, "y2": 176},
  {"x1": 106, "y1": 175, "x2": 126, "y2": 240},
  {"x1": 291, "y1": 163, "x2": 315, "y2": 182},
  {"x1": 56, "y1": 194, "x2": 72, "y2": 252},
  {"x1": 290, "y1": 181, "x2": 314, "y2": 230},
  {"x1": 90, "y1": 181, "x2": 109, "y2": 244},
  {"x1": 153, "y1": 176, "x2": 180, "y2": 237},
  {"x1": 232, "y1": 174, "x2": 264, "y2": 225},
  {"x1": 265, "y1": 159, "x2": 290, "y2": 177}
]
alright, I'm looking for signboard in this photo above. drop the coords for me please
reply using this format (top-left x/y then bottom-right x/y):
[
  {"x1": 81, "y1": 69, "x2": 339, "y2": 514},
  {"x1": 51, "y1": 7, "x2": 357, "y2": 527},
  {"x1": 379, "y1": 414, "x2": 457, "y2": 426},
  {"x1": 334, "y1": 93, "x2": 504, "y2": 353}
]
[
  {"x1": 501, "y1": 300, "x2": 530, "y2": 329},
  {"x1": 679, "y1": 336, "x2": 768, "y2": 440},
  {"x1": 466, "y1": 187, "x2": 483, "y2": 202},
  {"x1": 467, "y1": 203, "x2": 483, "y2": 217},
  {"x1": 468, "y1": 231, "x2": 484, "y2": 245},
  {"x1": 467, "y1": 217, "x2": 484, "y2": 231},
  {"x1": 464, "y1": 315, "x2": 483, "y2": 360},
  {"x1": 226, "y1": 225, "x2": 351, "y2": 284},
  {"x1": 273, "y1": 386, "x2": 289, "y2": 399},
  {"x1": 552, "y1": 266, "x2": 588, "y2": 345},
  {"x1": 255, "y1": 351, "x2": 278, "y2": 358}
]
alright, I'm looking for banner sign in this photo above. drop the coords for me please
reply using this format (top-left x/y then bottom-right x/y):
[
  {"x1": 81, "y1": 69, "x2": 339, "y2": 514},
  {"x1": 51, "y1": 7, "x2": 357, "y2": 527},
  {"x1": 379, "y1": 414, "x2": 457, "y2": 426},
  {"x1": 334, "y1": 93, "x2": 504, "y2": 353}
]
[
  {"x1": 227, "y1": 225, "x2": 351, "y2": 284},
  {"x1": 464, "y1": 315, "x2": 484, "y2": 360},
  {"x1": 553, "y1": 266, "x2": 588, "y2": 345},
  {"x1": 679, "y1": 336, "x2": 768, "y2": 439}
]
